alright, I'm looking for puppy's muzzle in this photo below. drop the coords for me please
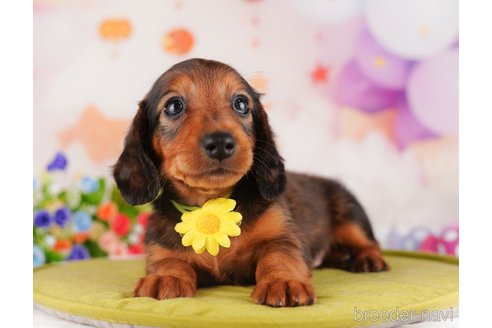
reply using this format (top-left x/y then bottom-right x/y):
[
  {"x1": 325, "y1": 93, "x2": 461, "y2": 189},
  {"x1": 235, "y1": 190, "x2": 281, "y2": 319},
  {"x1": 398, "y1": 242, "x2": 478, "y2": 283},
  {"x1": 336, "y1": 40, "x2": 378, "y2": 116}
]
[{"x1": 201, "y1": 132, "x2": 236, "y2": 161}]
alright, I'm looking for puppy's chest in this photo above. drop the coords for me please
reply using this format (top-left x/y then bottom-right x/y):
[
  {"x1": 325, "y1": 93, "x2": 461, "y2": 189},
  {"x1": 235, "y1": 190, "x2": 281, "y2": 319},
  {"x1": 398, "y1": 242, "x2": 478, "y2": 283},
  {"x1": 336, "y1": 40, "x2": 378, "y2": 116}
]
[
  {"x1": 188, "y1": 238, "x2": 257, "y2": 283},
  {"x1": 186, "y1": 210, "x2": 286, "y2": 282}
]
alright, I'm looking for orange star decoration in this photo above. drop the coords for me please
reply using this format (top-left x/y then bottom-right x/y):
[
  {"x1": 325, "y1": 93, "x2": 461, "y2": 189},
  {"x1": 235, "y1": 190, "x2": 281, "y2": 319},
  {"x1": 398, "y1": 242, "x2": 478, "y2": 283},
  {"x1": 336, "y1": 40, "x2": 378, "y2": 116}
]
[
  {"x1": 338, "y1": 107, "x2": 396, "y2": 143},
  {"x1": 311, "y1": 64, "x2": 330, "y2": 84},
  {"x1": 99, "y1": 18, "x2": 132, "y2": 43},
  {"x1": 58, "y1": 106, "x2": 130, "y2": 163}
]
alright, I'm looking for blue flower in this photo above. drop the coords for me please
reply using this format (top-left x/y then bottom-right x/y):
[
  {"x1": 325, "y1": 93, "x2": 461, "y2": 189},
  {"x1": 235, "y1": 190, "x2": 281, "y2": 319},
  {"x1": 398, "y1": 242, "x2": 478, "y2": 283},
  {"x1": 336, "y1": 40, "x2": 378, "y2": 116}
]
[
  {"x1": 33, "y1": 245, "x2": 46, "y2": 267},
  {"x1": 47, "y1": 152, "x2": 68, "y2": 171},
  {"x1": 66, "y1": 245, "x2": 90, "y2": 261},
  {"x1": 54, "y1": 207, "x2": 71, "y2": 227},
  {"x1": 34, "y1": 211, "x2": 53, "y2": 228},
  {"x1": 80, "y1": 177, "x2": 99, "y2": 194},
  {"x1": 73, "y1": 211, "x2": 92, "y2": 232}
]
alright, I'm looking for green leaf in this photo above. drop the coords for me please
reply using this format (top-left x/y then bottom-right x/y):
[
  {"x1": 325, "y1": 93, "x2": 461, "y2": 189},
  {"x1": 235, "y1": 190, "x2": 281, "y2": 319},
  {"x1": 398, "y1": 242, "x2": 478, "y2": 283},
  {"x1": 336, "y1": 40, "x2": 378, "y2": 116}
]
[
  {"x1": 33, "y1": 227, "x2": 45, "y2": 245},
  {"x1": 45, "y1": 250, "x2": 64, "y2": 263},
  {"x1": 84, "y1": 239, "x2": 107, "y2": 258},
  {"x1": 81, "y1": 178, "x2": 106, "y2": 205},
  {"x1": 110, "y1": 184, "x2": 154, "y2": 219},
  {"x1": 111, "y1": 184, "x2": 135, "y2": 213},
  {"x1": 135, "y1": 202, "x2": 153, "y2": 213}
]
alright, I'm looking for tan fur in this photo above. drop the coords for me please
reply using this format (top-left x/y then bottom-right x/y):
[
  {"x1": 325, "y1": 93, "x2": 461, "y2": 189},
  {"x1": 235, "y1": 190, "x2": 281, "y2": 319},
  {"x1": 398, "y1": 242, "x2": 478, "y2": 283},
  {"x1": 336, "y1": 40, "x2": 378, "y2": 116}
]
[{"x1": 156, "y1": 71, "x2": 254, "y2": 204}]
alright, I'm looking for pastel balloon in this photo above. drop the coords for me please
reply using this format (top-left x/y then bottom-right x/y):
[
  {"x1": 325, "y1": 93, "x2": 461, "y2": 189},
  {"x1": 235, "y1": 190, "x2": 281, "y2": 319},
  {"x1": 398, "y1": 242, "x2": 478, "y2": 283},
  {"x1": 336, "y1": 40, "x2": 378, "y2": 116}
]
[
  {"x1": 334, "y1": 60, "x2": 401, "y2": 113},
  {"x1": 440, "y1": 225, "x2": 459, "y2": 255},
  {"x1": 408, "y1": 226, "x2": 432, "y2": 243},
  {"x1": 365, "y1": 0, "x2": 458, "y2": 59},
  {"x1": 401, "y1": 235, "x2": 419, "y2": 251},
  {"x1": 288, "y1": 0, "x2": 362, "y2": 24},
  {"x1": 318, "y1": 18, "x2": 364, "y2": 68},
  {"x1": 355, "y1": 30, "x2": 413, "y2": 90},
  {"x1": 385, "y1": 228, "x2": 404, "y2": 249},
  {"x1": 419, "y1": 235, "x2": 441, "y2": 253},
  {"x1": 394, "y1": 97, "x2": 437, "y2": 149},
  {"x1": 407, "y1": 50, "x2": 458, "y2": 135}
]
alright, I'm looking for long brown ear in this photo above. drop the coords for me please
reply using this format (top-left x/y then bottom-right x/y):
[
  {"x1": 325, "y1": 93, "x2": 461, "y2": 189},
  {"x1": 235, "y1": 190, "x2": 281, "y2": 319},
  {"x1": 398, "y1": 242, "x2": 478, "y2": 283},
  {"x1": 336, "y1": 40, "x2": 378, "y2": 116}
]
[
  {"x1": 251, "y1": 100, "x2": 286, "y2": 200},
  {"x1": 113, "y1": 101, "x2": 161, "y2": 205}
]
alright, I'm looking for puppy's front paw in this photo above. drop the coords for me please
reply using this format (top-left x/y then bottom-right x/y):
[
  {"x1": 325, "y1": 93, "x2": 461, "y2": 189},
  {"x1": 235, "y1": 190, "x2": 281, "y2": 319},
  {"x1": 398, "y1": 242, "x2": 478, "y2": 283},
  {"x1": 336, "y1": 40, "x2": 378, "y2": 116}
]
[
  {"x1": 251, "y1": 279, "x2": 316, "y2": 307},
  {"x1": 134, "y1": 274, "x2": 196, "y2": 300},
  {"x1": 351, "y1": 250, "x2": 389, "y2": 273}
]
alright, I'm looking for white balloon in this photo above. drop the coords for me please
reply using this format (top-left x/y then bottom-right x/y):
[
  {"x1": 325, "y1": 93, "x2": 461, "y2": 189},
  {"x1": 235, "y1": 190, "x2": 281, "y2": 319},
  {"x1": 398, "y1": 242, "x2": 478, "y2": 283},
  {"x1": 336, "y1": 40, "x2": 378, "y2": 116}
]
[
  {"x1": 365, "y1": 0, "x2": 458, "y2": 59},
  {"x1": 289, "y1": 0, "x2": 363, "y2": 24},
  {"x1": 406, "y1": 50, "x2": 459, "y2": 135}
]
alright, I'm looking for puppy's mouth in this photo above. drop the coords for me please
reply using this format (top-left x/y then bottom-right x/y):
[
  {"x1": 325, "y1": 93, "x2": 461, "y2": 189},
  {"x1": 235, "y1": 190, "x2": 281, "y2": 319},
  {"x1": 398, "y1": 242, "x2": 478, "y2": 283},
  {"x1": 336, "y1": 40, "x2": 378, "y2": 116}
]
[
  {"x1": 204, "y1": 167, "x2": 234, "y2": 176},
  {"x1": 172, "y1": 162, "x2": 242, "y2": 185},
  {"x1": 168, "y1": 149, "x2": 253, "y2": 192},
  {"x1": 184, "y1": 166, "x2": 239, "y2": 179},
  {"x1": 172, "y1": 166, "x2": 243, "y2": 194}
]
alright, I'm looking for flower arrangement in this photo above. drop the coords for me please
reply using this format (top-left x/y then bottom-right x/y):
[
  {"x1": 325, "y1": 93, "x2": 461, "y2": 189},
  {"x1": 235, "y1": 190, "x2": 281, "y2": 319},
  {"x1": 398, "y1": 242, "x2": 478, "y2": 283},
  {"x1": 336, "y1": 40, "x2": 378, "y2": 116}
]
[{"x1": 33, "y1": 152, "x2": 152, "y2": 267}]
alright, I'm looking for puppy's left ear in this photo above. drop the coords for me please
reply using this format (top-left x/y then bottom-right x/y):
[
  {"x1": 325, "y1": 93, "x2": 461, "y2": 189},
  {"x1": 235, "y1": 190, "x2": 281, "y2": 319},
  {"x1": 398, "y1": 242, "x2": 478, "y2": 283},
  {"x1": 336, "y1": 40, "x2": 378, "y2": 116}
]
[
  {"x1": 113, "y1": 101, "x2": 161, "y2": 205},
  {"x1": 251, "y1": 100, "x2": 286, "y2": 200}
]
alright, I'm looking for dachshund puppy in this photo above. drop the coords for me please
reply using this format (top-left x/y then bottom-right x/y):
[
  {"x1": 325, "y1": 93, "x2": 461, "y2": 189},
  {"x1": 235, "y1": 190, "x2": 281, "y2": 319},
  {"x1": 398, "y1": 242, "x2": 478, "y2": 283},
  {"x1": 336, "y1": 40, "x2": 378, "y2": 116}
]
[{"x1": 113, "y1": 58, "x2": 388, "y2": 307}]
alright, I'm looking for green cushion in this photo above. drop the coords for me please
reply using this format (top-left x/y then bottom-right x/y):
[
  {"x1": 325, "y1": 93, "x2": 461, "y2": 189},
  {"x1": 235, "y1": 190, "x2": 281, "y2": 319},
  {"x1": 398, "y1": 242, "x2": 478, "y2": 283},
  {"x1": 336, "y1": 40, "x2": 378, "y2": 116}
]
[{"x1": 33, "y1": 251, "x2": 458, "y2": 327}]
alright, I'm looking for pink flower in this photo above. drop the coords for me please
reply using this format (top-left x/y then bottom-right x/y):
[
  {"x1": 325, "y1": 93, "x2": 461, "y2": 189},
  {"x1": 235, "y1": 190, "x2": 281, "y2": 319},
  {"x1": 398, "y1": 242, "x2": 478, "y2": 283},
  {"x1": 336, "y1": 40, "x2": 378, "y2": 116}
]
[
  {"x1": 98, "y1": 231, "x2": 118, "y2": 252},
  {"x1": 109, "y1": 242, "x2": 128, "y2": 257}
]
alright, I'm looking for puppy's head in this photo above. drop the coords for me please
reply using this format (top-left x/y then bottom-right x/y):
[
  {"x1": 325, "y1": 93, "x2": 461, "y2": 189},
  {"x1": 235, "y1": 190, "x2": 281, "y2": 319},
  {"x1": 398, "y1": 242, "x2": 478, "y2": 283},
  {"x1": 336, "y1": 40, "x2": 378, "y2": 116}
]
[{"x1": 113, "y1": 58, "x2": 285, "y2": 205}]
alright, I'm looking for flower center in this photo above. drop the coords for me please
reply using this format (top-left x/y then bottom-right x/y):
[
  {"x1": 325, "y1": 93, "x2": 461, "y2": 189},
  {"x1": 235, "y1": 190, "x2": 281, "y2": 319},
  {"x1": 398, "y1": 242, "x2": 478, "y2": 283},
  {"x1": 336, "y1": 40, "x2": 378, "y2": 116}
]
[{"x1": 196, "y1": 214, "x2": 221, "y2": 234}]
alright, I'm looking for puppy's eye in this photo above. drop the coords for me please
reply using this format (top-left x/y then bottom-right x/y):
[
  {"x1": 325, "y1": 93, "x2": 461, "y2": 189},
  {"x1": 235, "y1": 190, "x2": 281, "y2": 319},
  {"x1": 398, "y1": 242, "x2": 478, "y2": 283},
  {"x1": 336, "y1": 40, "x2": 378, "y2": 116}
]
[
  {"x1": 164, "y1": 98, "x2": 185, "y2": 118},
  {"x1": 232, "y1": 96, "x2": 249, "y2": 115}
]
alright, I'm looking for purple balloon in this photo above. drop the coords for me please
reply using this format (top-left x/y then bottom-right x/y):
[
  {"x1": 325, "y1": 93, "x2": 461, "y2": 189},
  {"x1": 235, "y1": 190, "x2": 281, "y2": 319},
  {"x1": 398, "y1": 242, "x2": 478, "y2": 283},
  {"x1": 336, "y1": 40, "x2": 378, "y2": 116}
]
[
  {"x1": 355, "y1": 29, "x2": 413, "y2": 90},
  {"x1": 407, "y1": 50, "x2": 459, "y2": 135},
  {"x1": 395, "y1": 97, "x2": 437, "y2": 149},
  {"x1": 334, "y1": 60, "x2": 401, "y2": 113}
]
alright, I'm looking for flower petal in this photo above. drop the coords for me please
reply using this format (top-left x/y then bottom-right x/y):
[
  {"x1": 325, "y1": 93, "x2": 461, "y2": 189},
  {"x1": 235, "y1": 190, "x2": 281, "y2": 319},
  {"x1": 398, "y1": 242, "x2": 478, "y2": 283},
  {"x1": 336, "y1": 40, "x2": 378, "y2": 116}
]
[
  {"x1": 221, "y1": 223, "x2": 241, "y2": 237},
  {"x1": 206, "y1": 236, "x2": 220, "y2": 256},
  {"x1": 181, "y1": 212, "x2": 194, "y2": 223},
  {"x1": 203, "y1": 198, "x2": 236, "y2": 214},
  {"x1": 182, "y1": 230, "x2": 197, "y2": 246},
  {"x1": 175, "y1": 221, "x2": 193, "y2": 234},
  {"x1": 192, "y1": 233, "x2": 206, "y2": 253},
  {"x1": 222, "y1": 212, "x2": 242, "y2": 225},
  {"x1": 195, "y1": 245, "x2": 206, "y2": 254},
  {"x1": 215, "y1": 232, "x2": 231, "y2": 248}
]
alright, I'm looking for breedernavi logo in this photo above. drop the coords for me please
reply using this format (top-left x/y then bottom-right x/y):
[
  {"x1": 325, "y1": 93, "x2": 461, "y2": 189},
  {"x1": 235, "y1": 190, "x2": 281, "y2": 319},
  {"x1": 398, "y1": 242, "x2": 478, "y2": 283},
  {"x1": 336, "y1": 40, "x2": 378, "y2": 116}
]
[{"x1": 353, "y1": 307, "x2": 455, "y2": 323}]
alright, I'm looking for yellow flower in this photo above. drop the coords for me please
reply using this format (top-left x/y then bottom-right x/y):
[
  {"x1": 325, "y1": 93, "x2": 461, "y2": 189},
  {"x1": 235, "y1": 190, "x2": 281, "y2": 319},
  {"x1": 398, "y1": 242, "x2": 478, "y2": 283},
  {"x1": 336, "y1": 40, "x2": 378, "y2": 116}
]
[{"x1": 174, "y1": 198, "x2": 242, "y2": 256}]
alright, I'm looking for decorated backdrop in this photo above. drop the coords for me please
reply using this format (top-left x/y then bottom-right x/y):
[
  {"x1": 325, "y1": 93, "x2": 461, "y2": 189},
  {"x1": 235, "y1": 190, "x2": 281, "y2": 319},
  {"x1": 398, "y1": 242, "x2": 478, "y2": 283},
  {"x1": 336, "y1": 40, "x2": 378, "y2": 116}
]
[{"x1": 34, "y1": 0, "x2": 459, "y2": 266}]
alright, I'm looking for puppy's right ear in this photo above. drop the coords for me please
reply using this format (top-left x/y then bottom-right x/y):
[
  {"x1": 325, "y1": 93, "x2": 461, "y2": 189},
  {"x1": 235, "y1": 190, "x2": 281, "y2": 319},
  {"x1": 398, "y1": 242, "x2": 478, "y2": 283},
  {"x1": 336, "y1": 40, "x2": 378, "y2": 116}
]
[{"x1": 113, "y1": 101, "x2": 161, "y2": 205}]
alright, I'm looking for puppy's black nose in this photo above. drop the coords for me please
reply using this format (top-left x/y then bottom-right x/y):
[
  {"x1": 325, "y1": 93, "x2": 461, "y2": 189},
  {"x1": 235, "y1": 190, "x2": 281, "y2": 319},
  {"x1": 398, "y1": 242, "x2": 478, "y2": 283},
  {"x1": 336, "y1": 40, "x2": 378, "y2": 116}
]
[{"x1": 201, "y1": 132, "x2": 236, "y2": 161}]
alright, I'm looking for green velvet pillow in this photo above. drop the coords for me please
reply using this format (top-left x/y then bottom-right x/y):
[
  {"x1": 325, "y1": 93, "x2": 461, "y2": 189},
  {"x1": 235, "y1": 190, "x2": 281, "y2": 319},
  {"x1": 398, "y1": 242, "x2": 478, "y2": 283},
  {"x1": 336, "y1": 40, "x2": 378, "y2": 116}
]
[{"x1": 33, "y1": 251, "x2": 458, "y2": 327}]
